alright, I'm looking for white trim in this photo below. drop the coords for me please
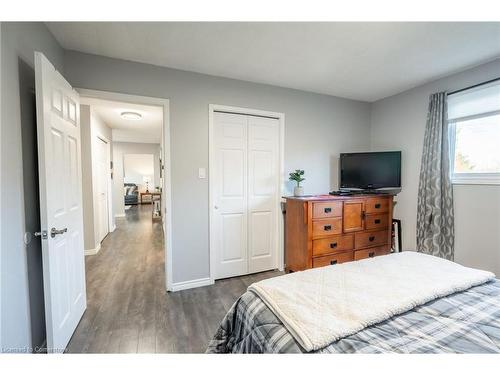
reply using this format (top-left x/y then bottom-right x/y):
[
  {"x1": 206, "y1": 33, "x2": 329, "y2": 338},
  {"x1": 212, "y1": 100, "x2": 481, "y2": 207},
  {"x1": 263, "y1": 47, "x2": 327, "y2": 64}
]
[
  {"x1": 77, "y1": 88, "x2": 173, "y2": 292},
  {"x1": 84, "y1": 243, "x2": 101, "y2": 256},
  {"x1": 170, "y1": 277, "x2": 213, "y2": 292},
  {"x1": 110, "y1": 224, "x2": 116, "y2": 232},
  {"x1": 452, "y1": 174, "x2": 500, "y2": 185},
  {"x1": 208, "y1": 104, "x2": 285, "y2": 284}
]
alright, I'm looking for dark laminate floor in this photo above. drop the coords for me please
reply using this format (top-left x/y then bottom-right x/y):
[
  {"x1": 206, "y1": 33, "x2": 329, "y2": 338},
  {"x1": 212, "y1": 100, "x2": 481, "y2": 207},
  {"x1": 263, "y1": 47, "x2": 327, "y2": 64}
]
[{"x1": 66, "y1": 204, "x2": 283, "y2": 353}]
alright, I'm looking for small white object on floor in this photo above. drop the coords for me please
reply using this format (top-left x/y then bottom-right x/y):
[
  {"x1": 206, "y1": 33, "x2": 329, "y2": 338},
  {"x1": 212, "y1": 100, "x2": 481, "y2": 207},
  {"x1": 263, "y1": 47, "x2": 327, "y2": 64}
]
[
  {"x1": 124, "y1": 205, "x2": 131, "y2": 210},
  {"x1": 249, "y1": 251, "x2": 495, "y2": 352}
]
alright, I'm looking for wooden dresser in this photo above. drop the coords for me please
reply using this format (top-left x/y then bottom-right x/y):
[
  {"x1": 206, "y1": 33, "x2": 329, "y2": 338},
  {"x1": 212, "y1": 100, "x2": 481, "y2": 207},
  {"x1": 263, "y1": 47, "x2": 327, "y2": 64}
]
[{"x1": 284, "y1": 194, "x2": 395, "y2": 272}]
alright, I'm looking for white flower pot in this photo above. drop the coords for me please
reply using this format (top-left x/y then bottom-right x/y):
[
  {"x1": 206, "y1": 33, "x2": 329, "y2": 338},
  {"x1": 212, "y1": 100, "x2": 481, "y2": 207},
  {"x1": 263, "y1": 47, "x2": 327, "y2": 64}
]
[{"x1": 294, "y1": 186, "x2": 304, "y2": 196}]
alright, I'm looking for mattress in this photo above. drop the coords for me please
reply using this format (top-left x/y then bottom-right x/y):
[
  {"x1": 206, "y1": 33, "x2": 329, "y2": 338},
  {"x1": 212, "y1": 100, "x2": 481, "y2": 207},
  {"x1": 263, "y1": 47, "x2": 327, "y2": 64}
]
[{"x1": 207, "y1": 279, "x2": 500, "y2": 353}]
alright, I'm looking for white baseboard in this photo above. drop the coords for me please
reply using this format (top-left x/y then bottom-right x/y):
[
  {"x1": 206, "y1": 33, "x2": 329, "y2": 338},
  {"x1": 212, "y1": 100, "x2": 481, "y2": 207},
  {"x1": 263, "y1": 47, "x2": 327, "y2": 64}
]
[
  {"x1": 110, "y1": 224, "x2": 116, "y2": 232},
  {"x1": 84, "y1": 243, "x2": 101, "y2": 256},
  {"x1": 115, "y1": 213, "x2": 126, "y2": 218},
  {"x1": 170, "y1": 277, "x2": 213, "y2": 292}
]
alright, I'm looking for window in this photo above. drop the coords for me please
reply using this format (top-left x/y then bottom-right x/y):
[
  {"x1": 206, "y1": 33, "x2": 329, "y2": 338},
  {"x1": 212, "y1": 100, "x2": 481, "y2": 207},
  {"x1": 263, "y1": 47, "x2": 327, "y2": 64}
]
[{"x1": 448, "y1": 80, "x2": 500, "y2": 184}]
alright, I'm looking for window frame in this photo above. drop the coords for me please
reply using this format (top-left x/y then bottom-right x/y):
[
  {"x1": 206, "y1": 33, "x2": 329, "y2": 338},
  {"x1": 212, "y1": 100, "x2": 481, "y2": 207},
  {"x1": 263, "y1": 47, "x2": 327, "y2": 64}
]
[{"x1": 448, "y1": 109, "x2": 500, "y2": 185}]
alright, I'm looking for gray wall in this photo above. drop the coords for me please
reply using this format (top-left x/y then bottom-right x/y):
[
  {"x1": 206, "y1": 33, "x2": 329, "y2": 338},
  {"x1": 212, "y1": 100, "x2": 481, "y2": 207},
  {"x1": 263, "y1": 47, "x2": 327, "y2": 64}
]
[
  {"x1": 370, "y1": 59, "x2": 500, "y2": 275},
  {"x1": 64, "y1": 51, "x2": 372, "y2": 284},
  {"x1": 80, "y1": 105, "x2": 96, "y2": 251},
  {"x1": 1, "y1": 22, "x2": 65, "y2": 352},
  {"x1": 112, "y1": 142, "x2": 161, "y2": 217}
]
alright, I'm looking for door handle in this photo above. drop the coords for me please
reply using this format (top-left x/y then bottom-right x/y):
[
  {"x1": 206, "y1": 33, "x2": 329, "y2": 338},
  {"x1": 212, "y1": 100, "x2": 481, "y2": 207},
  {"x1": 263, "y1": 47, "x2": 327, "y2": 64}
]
[{"x1": 51, "y1": 227, "x2": 67, "y2": 238}]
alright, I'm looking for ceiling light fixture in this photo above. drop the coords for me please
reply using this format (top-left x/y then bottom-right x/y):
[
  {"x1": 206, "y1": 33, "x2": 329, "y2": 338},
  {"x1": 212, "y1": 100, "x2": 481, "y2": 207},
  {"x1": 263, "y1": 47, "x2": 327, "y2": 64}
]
[{"x1": 120, "y1": 111, "x2": 142, "y2": 120}]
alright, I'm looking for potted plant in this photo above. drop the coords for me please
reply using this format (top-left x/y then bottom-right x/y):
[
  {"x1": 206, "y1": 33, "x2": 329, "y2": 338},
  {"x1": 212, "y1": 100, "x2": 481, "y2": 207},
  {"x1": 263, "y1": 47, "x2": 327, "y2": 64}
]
[{"x1": 289, "y1": 169, "x2": 305, "y2": 196}]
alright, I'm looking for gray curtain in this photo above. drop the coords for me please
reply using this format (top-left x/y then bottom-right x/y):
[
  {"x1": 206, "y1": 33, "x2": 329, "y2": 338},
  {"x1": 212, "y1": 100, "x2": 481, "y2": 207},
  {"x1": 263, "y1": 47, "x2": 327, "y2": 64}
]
[{"x1": 416, "y1": 92, "x2": 454, "y2": 260}]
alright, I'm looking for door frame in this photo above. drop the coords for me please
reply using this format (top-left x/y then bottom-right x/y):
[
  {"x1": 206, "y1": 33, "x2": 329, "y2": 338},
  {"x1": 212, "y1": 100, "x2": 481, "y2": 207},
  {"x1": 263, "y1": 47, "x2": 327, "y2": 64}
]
[
  {"x1": 208, "y1": 104, "x2": 285, "y2": 284},
  {"x1": 77, "y1": 88, "x2": 173, "y2": 292}
]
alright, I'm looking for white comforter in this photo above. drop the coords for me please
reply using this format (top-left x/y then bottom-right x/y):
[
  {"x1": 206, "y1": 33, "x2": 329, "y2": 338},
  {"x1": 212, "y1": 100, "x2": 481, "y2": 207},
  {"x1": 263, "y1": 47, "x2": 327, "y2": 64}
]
[{"x1": 248, "y1": 252, "x2": 494, "y2": 351}]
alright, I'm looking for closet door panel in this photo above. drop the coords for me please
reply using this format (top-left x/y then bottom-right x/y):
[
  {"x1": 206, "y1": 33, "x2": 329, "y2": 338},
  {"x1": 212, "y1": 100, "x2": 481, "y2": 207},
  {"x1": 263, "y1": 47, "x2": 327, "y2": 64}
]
[
  {"x1": 248, "y1": 116, "x2": 280, "y2": 273},
  {"x1": 213, "y1": 112, "x2": 248, "y2": 279}
]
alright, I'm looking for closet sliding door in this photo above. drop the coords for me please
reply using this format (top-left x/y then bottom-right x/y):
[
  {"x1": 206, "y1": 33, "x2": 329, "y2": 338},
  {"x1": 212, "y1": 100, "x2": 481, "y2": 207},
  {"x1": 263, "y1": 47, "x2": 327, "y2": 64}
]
[{"x1": 213, "y1": 112, "x2": 280, "y2": 279}]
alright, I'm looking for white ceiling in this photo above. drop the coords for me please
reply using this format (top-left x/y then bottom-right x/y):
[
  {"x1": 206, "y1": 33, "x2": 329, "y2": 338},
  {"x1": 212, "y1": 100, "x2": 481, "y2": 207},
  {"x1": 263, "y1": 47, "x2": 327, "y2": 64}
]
[
  {"x1": 81, "y1": 97, "x2": 162, "y2": 143},
  {"x1": 49, "y1": 22, "x2": 500, "y2": 102}
]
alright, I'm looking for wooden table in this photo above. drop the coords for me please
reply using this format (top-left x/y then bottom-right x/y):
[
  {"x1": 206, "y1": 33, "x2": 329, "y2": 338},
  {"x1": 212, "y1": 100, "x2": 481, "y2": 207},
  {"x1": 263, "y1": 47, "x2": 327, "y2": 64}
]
[{"x1": 140, "y1": 192, "x2": 162, "y2": 204}]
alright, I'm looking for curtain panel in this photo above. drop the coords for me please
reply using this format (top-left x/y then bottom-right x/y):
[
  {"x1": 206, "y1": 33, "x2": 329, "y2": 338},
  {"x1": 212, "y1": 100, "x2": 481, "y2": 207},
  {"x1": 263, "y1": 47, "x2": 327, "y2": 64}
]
[{"x1": 416, "y1": 92, "x2": 454, "y2": 260}]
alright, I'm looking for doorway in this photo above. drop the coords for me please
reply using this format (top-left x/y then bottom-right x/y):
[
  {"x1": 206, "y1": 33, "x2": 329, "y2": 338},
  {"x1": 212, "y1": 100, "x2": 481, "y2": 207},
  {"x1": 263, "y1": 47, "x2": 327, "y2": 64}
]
[
  {"x1": 78, "y1": 89, "x2": 172, "y2": 291},
  {"x1": 209, "y1": 105, "x2": 285, "y2": 282}
]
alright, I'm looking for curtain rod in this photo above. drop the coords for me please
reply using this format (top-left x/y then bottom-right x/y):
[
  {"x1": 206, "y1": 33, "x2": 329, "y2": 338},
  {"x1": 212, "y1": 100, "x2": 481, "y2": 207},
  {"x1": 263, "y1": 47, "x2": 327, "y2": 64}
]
[{"x1": 448, "y1": 77, "x2": 500, "y2": 96}]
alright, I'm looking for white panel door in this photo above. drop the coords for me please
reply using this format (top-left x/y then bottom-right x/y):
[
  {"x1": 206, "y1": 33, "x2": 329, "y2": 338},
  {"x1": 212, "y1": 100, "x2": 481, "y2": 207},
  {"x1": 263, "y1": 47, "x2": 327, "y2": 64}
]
[
  {"x1": 95, "y1": 137, "x2": 109, "y2": 242},
  {"x1": 213, "y1": 113, "x2": 248, "y2": 279},
  {"x1": 213, "y1": 112, "x2": 280, "y2": 279},
  {"x1": 247, "y1": 116, "x2": 279, "y2": 273},
  {"x1": 35, "y1": 52, "x2": 86, "y2": 352}
]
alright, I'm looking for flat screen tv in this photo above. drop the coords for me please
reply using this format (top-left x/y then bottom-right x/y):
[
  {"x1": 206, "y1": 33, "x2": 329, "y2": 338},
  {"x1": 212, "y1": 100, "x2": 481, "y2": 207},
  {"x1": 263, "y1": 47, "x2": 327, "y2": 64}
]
[{"x1": 340, "y1": 151, "x2": 401, "y2": 190}]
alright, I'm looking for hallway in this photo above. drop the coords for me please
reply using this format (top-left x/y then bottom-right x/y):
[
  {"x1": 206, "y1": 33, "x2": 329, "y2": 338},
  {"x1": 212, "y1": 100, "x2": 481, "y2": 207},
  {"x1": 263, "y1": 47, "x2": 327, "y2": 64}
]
[{"x1": 66, "y1": 204, "x2": 281, "y2": 353}]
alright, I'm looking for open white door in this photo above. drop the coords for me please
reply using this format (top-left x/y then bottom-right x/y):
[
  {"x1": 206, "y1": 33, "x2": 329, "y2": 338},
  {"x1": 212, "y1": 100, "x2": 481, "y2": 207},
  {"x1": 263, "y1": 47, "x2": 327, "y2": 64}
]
[
  {"x1": 35, "y1": 52, "x2": 86, "y2": 352},
  {"x1": 95, "y1": 137, "x2": 109, "y2": 242}
]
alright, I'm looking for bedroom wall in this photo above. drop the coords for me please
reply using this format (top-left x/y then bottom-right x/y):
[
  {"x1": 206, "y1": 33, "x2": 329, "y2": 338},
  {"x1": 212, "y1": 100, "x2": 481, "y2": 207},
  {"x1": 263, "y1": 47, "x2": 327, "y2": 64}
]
[
  {"x1": 112, "y1": 142, "x2": 161, "y2": 217},
  {"x1": 1, "y1": 22, "x2": 65, "y2": 352},
  {"x1": 64, "y1": 51, "x2": 372, "y2": 285},
  {"x1": 370, "y1": 58, "x2": 500, "y2": 275}
]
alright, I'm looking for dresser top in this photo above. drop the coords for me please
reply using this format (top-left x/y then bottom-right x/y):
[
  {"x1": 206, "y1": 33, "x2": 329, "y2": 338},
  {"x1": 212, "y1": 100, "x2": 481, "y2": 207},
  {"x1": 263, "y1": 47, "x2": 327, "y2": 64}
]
[{"x1": 283, "y1": 193, "x2": 395, "y2": 201}]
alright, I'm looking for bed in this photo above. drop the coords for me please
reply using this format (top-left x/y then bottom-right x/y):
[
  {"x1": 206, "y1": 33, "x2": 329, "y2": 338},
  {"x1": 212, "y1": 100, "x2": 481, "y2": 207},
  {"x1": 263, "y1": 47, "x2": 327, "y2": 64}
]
[{"x1": 207, "y1": 253, "x2": 500, "y2": 353}]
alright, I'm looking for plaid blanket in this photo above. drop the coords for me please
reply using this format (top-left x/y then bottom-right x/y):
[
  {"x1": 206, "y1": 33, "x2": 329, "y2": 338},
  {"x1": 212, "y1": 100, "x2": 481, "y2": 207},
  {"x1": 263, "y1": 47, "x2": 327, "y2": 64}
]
[{"x1": 207, "y1": 279, "x2": 500, "y2": 353}]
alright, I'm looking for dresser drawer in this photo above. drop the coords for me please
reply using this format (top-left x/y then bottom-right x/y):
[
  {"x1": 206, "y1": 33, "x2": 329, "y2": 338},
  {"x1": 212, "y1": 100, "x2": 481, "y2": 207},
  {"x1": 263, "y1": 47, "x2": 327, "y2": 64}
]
[
  {"x1": 312, "y1": 201, "x2": 342, "y2": 219},
  {"x1": 354, "y1": 230, "x2": 388, "y2": 249},
  {"x1": 365, "y1": 197, "x2": 390, "y2": 214},
  {"x1": 312, "y1": 234, "x2": 354, "y2": 257},
  {"x1": 354, "y1": 246, "x2": 391, "y2": 260},
  {"x1": 312, "y1": 251, "x2": 354, "y2": 268},
  {"x1": 365, "y1": 213, "x2": 389, "y2": 230},
  {"x1": 312, "y1": 218, "x2": 342, "y2": 238}
]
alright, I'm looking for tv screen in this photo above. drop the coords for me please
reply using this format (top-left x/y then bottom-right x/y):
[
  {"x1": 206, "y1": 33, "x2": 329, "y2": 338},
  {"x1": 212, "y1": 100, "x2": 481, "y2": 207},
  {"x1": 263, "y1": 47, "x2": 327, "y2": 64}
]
[{"x1": 340, "y1": 151, "x2": 401, "y2": 190}]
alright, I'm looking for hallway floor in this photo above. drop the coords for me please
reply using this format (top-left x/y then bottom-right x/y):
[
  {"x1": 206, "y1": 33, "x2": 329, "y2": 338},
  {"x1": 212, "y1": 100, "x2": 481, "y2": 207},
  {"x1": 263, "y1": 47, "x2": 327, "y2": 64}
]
[{"x1": 66, "y1": 204, "x2": 282, "y2": 353}]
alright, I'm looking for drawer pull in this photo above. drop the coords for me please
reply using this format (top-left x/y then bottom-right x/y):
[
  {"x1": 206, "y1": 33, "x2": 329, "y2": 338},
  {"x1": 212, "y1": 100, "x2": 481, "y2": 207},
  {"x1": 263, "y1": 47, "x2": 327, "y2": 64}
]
[
  {"x1": 330, "y1": 242, "x2": 338, "y2": 249},
  {"x1": 375, "y1": 203, "x2": 381, "y2": 209},
  {"x1": 324, "y1": 225, "x2": 332, "y2": 231},
  {"x1": 374, "y1": 219, "x2": 381, "y2": 224},
  {"x1": 369, "y1": 252, "x2": 375, "y2": 258},
  {"x1": 330, "y1": 260, "x2": 338, "y2": 265},
  {"x1": 324, "y1": 207, "x2": 332, "y2": 213},
  {"x1": 369, "y1": 236, "x2": 375, "y2": 242}
]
